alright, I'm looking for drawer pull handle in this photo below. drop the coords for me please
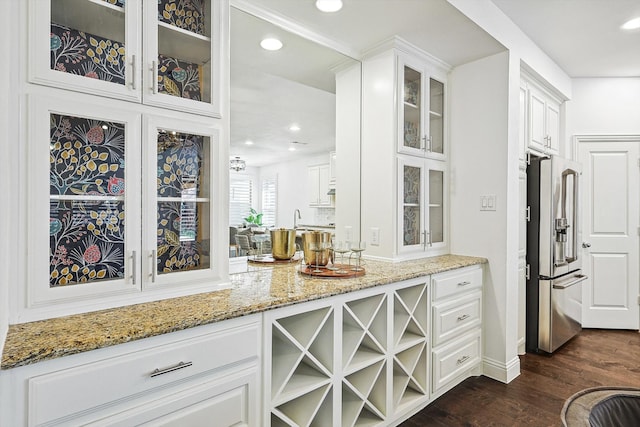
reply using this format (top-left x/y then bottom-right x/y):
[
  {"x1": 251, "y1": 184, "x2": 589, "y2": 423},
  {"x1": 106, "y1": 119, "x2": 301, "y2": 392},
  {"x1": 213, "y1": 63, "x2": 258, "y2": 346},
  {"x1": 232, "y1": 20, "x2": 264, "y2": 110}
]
[
  {"x1": 457, "y1": 314, "x2": 470, "y2": 321},
  {"x1": 457, "y1": 281, "x2": 471, "y2": 286},
  {"x1": 456, "y1": 355, "x2": 470, "y2": 365},
  {"x1": 150, "y1": 361, "x2": 193, "y2": 378}
]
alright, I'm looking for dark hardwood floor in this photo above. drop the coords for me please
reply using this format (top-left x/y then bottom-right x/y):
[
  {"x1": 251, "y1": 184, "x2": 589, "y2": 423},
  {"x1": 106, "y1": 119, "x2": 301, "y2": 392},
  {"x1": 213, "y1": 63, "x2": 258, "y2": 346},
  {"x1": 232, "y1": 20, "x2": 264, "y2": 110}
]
[{"x1": 401, "y1": 329, "x2": 640, "y2": 426}]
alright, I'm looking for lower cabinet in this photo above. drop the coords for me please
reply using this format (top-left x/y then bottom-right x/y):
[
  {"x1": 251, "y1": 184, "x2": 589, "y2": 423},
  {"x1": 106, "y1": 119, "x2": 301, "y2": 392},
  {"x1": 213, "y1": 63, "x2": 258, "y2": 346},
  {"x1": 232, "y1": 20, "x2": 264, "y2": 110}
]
[
  {"x1": 1, "y1": 315, "x2": 261, "y2": 427},
  {"x1": 1, "y1": 266, "x2": 483, "y2": 427},
  {"x1": 430, "y1": 265, "x2": 483, "y2": 398},
  {"x1": 264, "y1": 267, "x2": 483, "y2": 427}
]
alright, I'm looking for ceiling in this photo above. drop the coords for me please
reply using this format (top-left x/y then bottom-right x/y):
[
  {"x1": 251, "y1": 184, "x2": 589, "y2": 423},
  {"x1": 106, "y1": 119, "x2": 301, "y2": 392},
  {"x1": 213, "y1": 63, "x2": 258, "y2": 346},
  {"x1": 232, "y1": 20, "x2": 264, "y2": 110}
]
[
  {"x1": 491, "y1": 0, "x2": 640, "y2": 77},
  {"x1": 230, "y1": 0, "x2": 640, "y2": 168}
]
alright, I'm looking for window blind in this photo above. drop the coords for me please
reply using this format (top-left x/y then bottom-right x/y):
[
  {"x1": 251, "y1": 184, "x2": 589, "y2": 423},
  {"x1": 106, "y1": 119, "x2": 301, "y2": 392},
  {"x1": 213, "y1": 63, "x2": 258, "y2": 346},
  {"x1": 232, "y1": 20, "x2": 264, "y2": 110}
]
[
  {"x1": 230, "y1": 177, "x2": 252, "y2": 226},
  {"x1": 261, "y1": 177, "x2": 277, "y2": 227}
]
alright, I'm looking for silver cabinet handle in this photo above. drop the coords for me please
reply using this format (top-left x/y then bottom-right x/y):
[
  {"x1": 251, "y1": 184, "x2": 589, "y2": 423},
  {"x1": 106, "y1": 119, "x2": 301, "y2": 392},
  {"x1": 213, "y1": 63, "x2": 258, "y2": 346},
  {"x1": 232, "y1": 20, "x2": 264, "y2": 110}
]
[
  {"x1": 150, "y1": 361, "x2": 192, "y2": 378},
  {"x1": 582, "y1": 242, "x2": 591, "y2": 248},
  {"x1": 421, "y1": 230, "x2": 427, "y2": 249},
  {"x1": 151, "y1": 60, "x2": 157, "y2": 94},
  {"x1": 457, "y1": 280, "x2": 471, "y2": 287},
  {"x1": 421, "y1": 136, "x2": 427, "y2": 151},
  {"x1": 150, "y1": 250, "x2": 157, "y2": 283},
  {"x1": 131, "y1": 250, "x2": 137, "y2": 285},
  {"x1": 456, "y1": 355, "x2": 470, "y2": 365},
  {"x1": 457, "y1": 314, "x2": 470, "y2": 321},
  {"x1": 130, "y1": 54, "x2": 136, "y2": 90}
]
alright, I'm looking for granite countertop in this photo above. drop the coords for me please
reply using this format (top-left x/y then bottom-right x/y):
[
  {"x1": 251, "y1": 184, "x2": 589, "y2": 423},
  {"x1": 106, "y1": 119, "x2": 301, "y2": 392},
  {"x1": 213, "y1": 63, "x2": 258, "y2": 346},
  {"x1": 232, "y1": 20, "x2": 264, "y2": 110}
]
[{"x1": 1, "y1": 254, "x2": 486, "y2": 370}]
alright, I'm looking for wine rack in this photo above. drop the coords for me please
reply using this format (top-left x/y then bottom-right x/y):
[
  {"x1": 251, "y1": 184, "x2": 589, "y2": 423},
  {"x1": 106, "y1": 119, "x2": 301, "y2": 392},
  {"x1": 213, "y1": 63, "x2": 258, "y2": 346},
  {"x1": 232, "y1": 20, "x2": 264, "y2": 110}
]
[
  {"x1": 266, "y1": 278, "x2": 432, "y2": 426},
  {"x1": 392, "y1": 283, "x2": 429, "y2": 411}
]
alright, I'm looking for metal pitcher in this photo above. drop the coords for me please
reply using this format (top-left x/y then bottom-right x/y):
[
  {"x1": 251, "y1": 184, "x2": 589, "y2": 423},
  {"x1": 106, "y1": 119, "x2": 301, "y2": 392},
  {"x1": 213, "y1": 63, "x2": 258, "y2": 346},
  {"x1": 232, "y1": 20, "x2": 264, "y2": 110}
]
[
  {"x1": 270, "y1": 228, "x2": 297, "y2": 260},
  {"x1": 301, "y1": 231, "x2": 332, "y2": 266}
]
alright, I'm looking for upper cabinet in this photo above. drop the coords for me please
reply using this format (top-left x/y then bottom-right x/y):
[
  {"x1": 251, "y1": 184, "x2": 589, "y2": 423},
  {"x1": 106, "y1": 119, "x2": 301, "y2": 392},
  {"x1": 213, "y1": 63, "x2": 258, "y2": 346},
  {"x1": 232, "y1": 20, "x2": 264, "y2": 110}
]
[
  {"x1": 521, "y1": 76, "x2": 562, "y2": 156},
  {"x1": 29, "y1": 0, "x2": 223, "y2": 117},
  {"x1": 28, "y1": 95, "x2": 226, "y2": 312},
  {"x1": 361, "y1": 39, "x2": 450, "y2": 261},
  {"x1": 398, "y1": 54, "x2": 446, "y2": 160}
]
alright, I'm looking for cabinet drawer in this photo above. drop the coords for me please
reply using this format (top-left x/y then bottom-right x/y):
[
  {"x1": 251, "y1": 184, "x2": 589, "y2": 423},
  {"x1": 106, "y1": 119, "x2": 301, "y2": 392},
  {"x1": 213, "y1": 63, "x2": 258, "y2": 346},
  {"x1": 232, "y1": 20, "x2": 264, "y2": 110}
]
[
  {"x1": 28, "y1": 321, "x2": 260, "y2": 426},
  {"x1": 432, "y1": 291, "x2": 481, "y2": 346},
  {"x1": 432, "y1": 266, "x2": 482, "y2": 301},
  {"x1": 432, "y1": 331, "x2": 481, "y2": 393}
]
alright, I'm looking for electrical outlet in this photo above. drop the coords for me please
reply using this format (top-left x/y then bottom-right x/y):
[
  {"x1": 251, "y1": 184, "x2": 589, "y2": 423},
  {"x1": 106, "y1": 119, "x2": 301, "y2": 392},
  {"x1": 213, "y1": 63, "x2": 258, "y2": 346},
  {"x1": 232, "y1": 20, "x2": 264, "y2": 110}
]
[{"x1": 371, "y1": 227, "x2": 380, "y2": 246}]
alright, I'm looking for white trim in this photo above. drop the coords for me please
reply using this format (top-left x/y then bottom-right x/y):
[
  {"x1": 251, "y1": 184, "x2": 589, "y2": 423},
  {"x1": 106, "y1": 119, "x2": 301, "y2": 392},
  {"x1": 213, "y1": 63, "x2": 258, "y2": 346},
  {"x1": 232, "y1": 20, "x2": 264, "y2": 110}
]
[
  {"x1": 482, "y1": 355, "x2": 521, "y2": 384},
  {"x1": 230, "y1": 0, "x2": 361, "y2": 60},
  {"x1": 572, "y1": 134, "x2": 640, "y2": 161}
]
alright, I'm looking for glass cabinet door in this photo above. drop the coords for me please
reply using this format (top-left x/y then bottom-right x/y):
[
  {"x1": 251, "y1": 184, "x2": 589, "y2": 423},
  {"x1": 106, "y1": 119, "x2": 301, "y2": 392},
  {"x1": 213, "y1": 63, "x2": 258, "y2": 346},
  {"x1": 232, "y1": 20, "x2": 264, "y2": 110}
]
[
  {"x1": 31, "y1": 0, "x2": 141, "y2": 102},
  {"x1": 399, "y1": 63, "x2": 425, "y2": 156},
  {"x1": 428, "y1": 78, "x2": 445, "y2": 157},
  {"x1": 427, "y1": 166, "x2": 445, "y2": 247},
  {"x1": 398, "y1": 156, "x2": 425, "y2": 252},
  {"x1": 398, "y1": 157, "x2": 446, "y2": 255},
  {"x1": 143, "y1": 0, "x2": 222, "y2": 117},
  {"x1": 144, "y1": 117, "x2": 221, "y2": 289},
  {"x1": 29, "y1": 96, "x2": 142, "y2": 307}
]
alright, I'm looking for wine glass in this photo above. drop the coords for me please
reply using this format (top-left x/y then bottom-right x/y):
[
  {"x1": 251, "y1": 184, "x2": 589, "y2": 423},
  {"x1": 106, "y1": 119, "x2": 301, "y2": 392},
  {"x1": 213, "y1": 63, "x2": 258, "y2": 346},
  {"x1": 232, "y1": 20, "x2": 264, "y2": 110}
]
[
  {"x1": 333, "y1": 241, "x2": 351, "y2": 274},
  {"x1": 326, "y1": 237, "x2": 339, "y2": 271},
  {"x1": 309, "y1": 242, "x2": 325, "y2": 273},
  {"x1": 350, "y1": 241, "x2": 366, "y2": 271}
]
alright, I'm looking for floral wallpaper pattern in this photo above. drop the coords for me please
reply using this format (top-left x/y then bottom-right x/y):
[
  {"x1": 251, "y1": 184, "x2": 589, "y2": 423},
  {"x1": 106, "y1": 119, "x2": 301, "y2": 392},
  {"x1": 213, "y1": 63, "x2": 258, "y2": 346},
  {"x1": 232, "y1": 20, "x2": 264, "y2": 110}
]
[
  {"x1": 157, "y1": 54, "x2": 202, "y2": 101},
  {"x1": 158, "y1": 0, "x2": 205, "y2": 36},
  {"x1": 403, "y1": 165, "x2": 421, "y2": 246},
  {"x1": 49, "y1": 114, "x2": 126, "y2": 287},
  {"x1": 156, "y1": 131, "x2": 209, "y2": 274},
  {"x1": 50, "y1": 23, "x2": 126, "y2": 85}
]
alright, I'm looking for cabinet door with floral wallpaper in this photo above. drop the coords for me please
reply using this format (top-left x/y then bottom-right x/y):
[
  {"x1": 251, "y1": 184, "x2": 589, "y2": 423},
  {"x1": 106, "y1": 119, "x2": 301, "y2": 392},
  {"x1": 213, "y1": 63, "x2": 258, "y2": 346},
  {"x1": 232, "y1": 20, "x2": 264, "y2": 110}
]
[
  {"x1": 397, "y1": 155, "x2": 447, "y2": 257},
  {"x1": 142, "y1": 116, "x2": 222, "y2": 289},
  {"x1": 29, "y1": 0, "x2": 225, "y2": 117},
  {"x1": 28, "y1": 96, "x2": 142, "y2": 307}
]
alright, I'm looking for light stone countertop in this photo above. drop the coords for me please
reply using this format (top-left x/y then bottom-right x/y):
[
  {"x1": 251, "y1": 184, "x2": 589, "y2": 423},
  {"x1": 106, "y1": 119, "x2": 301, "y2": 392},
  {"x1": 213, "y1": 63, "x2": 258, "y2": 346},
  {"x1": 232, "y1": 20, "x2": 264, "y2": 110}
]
[{"x1": 1, "y1": 254, "x2": 486, "y2": 370}]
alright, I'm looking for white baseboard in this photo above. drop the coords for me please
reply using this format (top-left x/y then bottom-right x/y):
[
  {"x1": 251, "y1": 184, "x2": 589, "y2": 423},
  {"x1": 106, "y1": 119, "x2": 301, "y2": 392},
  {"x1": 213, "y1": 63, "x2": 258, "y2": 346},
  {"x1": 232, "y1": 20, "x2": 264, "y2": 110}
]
[{"x1": 482, "y1": 355, "x2": 521, "y2": 384}]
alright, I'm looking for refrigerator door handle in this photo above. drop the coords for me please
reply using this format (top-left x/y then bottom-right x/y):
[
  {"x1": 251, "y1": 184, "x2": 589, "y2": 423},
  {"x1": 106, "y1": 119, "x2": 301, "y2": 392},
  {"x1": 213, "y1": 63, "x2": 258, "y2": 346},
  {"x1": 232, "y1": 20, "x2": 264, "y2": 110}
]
[
  {"x1": 552, "y1": 274, "x2": 587, "y2": 290},
  {"x1": 561, "y1": 168, "x2": 580, "y2": 264}
]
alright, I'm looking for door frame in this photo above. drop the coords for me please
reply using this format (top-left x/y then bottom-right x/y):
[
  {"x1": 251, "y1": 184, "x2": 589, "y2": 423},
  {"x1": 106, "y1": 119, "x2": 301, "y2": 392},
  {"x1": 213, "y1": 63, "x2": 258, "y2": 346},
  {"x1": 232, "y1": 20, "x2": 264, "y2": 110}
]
[{"x1": 573, "y1": 134, "x2": 640, "y2": 331}]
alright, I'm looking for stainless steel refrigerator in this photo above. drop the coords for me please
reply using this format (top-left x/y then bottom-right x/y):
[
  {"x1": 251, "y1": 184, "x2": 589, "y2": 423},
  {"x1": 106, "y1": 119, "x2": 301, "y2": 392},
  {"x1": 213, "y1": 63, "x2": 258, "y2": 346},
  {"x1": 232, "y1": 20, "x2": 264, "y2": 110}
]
[{"x1": 526, "y1": 155, "x2": 587, "y2": 353}]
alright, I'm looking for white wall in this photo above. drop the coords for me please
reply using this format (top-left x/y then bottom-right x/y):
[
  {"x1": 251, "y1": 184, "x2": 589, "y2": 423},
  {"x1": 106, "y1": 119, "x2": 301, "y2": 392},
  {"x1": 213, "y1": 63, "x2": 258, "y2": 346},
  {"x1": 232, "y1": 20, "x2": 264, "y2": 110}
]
[
  {"x1": 0, "y1": 0, "x2": 14, "y2": 354},
  {"x1": 449, "y1": 51, "x2": 521, "y2": 383},
  {"x1": 261, "y1": 152, "x2": 333, "y2": 228},
  {"x1": 566, "y1": 78, "x2": 640, "y2": 155}
]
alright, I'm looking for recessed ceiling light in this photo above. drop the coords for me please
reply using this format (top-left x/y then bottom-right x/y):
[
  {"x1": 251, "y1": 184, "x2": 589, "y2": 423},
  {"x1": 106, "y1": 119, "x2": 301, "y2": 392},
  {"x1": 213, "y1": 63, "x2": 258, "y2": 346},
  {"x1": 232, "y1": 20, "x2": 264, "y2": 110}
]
[
  {"x1": 621, "y1": 17, "x2": 640, "y2": 30},
  {"x1": 260, "y1": 38, "x2": 283, "y2": 51},
  {"x1": 288, "y1": 146, "x2": 296, "y2": 151},
  {"x1": 289, "y1": 124, "x2": 300, "y2": 132},
  {"x1": 315, "y1": 0, "x2": 343, "y2": 13},
  {"x1": 245, "y1": 140, "x2": 254, "y2": 145}
]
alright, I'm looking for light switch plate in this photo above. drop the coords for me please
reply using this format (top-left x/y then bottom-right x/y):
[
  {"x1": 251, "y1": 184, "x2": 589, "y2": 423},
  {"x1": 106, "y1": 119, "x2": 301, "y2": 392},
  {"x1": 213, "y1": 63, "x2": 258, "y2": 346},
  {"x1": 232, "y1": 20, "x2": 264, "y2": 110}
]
[{"x1": 480, "y1": 194, "x2": 497, "y2": 211}]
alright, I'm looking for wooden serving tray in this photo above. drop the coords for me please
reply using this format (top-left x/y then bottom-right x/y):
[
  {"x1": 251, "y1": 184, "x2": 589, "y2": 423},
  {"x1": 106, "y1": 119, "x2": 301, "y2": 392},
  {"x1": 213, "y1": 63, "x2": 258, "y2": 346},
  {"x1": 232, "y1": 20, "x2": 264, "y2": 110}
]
[{"x1": 298, "y1": 264, "x2": 365, "y2": 278}]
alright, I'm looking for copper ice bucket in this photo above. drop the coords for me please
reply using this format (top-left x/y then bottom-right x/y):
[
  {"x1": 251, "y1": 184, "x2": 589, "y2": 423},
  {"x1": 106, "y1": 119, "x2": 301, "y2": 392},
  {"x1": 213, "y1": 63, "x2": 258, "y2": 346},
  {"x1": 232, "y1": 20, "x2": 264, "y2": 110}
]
[
  {"x1": 270, "y1": 228, "x2": 297, "y2": 260},
  {"x1": 301, "y1": 231, "x2": 332, "y2": 266}
]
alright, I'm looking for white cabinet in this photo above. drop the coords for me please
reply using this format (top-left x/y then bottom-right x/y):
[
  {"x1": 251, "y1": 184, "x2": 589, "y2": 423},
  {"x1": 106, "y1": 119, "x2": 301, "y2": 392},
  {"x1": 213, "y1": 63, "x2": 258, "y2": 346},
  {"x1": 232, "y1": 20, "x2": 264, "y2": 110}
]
[
  {"x1": 264, "y1": 277, "x2": 430, "y2": 426},
  {"x1": 308, "y1": 164, "x2": 332, "y2": 207},
  {"x1": 329, "y1": 151, "x2": 337, "y2": 189},
  {"x1": 29, "y1": 0, "x2": 224, "y2": 117},
  {"x1": 361, "y1": 39, "x2": 449, "y2": 261},
  {"x1": 430, "y1": 266, "x2": 483, "y2": 397},
  {"x1": 27, "y1": 95, "x2": 227, "y2": 314},
  {"x1": 398, "y1": 53, "x2": 446, "y2": 161},
  {"x1": 398, "y1": 155, "x2": 447, "y2": 256},
  {"x1": 1, "y1": 315, "x2": 261, "y2": 427},
  {"x1": 523, "y1": 79, "x2": 562, "y2": 155}
]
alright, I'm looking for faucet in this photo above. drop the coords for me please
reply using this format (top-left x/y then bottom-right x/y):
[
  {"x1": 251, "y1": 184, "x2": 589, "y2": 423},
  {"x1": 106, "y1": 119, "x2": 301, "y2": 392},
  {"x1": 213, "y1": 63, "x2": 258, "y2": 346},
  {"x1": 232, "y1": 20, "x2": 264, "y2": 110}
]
[{"x1": 293, "y1": 209, "x2": 301, "y2": 229}]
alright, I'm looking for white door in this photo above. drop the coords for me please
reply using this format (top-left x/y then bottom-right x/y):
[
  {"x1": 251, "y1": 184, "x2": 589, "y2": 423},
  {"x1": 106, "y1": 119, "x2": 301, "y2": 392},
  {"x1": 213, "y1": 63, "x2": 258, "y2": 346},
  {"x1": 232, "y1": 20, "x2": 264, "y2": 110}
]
[{"x1": 578, "y1": 137, "x2": 640, "y2": 329}]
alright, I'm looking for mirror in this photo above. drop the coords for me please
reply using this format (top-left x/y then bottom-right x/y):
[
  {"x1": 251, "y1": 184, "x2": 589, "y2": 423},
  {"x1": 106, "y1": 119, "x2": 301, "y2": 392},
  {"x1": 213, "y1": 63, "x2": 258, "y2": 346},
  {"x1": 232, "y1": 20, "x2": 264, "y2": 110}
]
[{"x1": 229, "y1": 6, "x2": 361, "y2": 263}]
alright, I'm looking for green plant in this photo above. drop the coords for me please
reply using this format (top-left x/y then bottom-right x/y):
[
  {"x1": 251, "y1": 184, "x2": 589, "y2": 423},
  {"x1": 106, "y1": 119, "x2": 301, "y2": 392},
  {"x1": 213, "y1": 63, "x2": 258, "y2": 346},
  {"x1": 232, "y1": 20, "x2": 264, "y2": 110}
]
[{"x1": 243, "y1": 208, "x2": 263, "y2": 226}]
